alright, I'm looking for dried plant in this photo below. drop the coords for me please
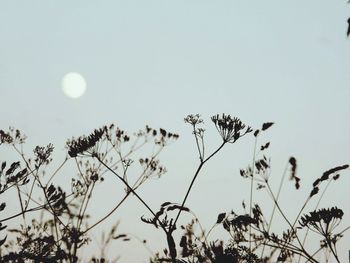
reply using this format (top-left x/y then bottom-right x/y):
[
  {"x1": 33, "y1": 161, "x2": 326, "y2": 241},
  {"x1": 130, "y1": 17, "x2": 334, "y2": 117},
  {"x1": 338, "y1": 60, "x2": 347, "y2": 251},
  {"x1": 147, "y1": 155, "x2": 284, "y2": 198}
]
[{"x1": 0, "y1": 114, "x2": 348, "y2": 263}]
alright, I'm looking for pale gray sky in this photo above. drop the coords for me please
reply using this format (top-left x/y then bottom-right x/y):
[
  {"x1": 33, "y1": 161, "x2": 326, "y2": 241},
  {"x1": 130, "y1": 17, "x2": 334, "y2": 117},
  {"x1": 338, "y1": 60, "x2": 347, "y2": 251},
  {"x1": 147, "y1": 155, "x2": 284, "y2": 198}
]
[{"x1": 1, "y1": 1, "x2": 349, "y2": 262}]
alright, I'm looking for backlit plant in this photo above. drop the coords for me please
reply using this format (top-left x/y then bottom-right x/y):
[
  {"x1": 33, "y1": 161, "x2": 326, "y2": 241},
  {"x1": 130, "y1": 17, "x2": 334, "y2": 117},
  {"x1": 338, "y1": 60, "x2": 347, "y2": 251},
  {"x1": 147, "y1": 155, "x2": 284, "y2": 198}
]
[{"x1": 0, "y1": 115, "x2": 348, "y2": 263}]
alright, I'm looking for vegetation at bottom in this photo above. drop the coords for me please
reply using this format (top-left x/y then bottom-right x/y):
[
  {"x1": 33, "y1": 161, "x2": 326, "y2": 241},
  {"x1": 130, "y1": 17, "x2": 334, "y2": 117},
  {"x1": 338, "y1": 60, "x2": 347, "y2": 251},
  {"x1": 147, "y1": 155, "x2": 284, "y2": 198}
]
[{"x1": 0, "y1": 114, "x2": 348, "y2": 263}]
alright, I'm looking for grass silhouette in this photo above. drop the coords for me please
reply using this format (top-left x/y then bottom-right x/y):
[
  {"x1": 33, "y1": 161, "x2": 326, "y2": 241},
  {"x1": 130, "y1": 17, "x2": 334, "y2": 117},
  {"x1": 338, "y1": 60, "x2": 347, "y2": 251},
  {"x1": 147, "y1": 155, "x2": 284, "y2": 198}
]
[{"x1": 0, "y1": 115, "x2": 348, "y2": 262}]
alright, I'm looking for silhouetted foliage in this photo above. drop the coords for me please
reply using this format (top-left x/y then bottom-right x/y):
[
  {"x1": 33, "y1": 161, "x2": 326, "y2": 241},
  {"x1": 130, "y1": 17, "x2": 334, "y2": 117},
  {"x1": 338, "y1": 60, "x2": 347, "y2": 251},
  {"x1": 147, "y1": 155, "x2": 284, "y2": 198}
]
[{"x1": 0, "y1": 115, "x2": 348, "y2": 262}]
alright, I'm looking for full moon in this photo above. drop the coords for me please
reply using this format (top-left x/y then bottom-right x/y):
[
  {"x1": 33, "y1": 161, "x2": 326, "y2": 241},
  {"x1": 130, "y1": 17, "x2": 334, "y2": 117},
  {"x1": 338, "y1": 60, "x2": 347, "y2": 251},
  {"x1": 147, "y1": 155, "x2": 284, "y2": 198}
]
[{"x1": 62, "y1": 72, "x2": 87, "y2": 98}]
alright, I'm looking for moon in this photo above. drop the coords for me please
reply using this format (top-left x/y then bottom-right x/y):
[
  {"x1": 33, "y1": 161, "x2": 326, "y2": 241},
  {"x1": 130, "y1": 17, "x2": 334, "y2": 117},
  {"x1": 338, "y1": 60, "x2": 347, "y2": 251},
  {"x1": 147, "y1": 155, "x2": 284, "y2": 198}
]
[{"x1": 62, "y1": 72, "x2": 87, "y2": 98}]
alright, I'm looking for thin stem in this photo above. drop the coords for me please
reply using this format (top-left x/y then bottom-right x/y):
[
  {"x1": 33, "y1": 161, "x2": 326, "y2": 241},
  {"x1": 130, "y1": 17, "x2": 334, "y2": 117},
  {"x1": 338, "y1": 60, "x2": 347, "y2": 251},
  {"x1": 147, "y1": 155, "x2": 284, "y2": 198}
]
[
  {"x1": 15, "y1": 185, "x2": 26, "y2": 225},
  {"x1": 270, "y1": 163, "x2": 288, "y2": 227},
  {"x1": 249, "y1": 136, "x2": 257, "y2": 252},
  {"x1": 83, "y1": 193, "x2": 129, "y2": 234},
  {"x1": 77, "y1": 182, "x2": 95, "y2": 231},
  {"x1": 261, "y1": 163, "x2": 288, "y2": 258},
  {"x1": 326, "y1": 236, "x2": 340, "y2": 263},
  {"x1": 265, "y1": 183, "x2": 317, "y2": 263},
  {"x1": 94, "y1": 155, "x2": 164, "y2": 231},
  {"x1": 193, "y1": 125, "x2": 203, "y2": 161},
  {"x1": 83, "y1": 147, "x2": 163, "y2": 234},
  {"x1": 0, "y1": 205, "x2": 44, "y2": 222},
  {"x1": 12, "y1": 144, "x2": 69, "y2": 236},
  {"x1": 24, "y1": 174, "x2": 38, "y2": 211},
  {"x1": 47, "y1": 158, "x2": 68, "y2": 185},
  {"x1": 172, "y1": 141, "x2": 226, "y2": 231},
  {"x1": 298, "y1": 179, "x2": 334, "y2": 263}
]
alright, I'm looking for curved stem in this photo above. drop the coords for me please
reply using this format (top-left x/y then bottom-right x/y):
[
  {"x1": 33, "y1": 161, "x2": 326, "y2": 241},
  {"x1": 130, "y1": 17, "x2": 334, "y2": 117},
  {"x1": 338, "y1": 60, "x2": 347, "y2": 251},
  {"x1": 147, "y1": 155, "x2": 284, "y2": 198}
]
[
  {"x1": 83, "y1": 193, "x2": 129, "y2": 234},
  {"x1": 94, "y1": 156, "x2": 165, "y2": 231},
  {"x1": 172, "y1": 141, "x2": 226, "y2": 231}
]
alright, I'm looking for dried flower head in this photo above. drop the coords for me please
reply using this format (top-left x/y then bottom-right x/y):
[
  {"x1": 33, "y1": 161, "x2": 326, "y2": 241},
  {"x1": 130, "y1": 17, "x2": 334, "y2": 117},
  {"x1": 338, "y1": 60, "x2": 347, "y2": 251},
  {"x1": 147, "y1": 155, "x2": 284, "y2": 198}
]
[
  {"x1": 312, "y1": 164, "x2": 349, "y2": 188},
  {"x1": 211, "y1": 114, "x2": 252, "y2": 143},
  {"x1": 184, "y1": 114, "x2": 203, "y2": 126},
  {"x1": 0, "y1": 128, "x2": 26, "y2": 145},
  {"x1": 67, "y1": 127, "x2": 107, "y2": 157},
  {"x1": 299, "y1": 207, "x2": 344, "y2": 235},
  {"x1": 0, "y1": 130, "x2": 13, "y2": 144},
  {"x1": 155, "y1": 128, "x2": 179, "y2": 146},
  {"x1": 34, "y1": 144, "x2": 54, "y2": 167},
  {"x1": 288, "y1": 157, "x2": 300, "y2": 189}
]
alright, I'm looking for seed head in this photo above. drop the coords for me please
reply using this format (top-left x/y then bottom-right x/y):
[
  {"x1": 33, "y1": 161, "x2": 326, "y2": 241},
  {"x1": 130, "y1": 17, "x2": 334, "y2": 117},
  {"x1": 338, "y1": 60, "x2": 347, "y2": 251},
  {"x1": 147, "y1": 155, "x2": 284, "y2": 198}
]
[
  {"x1": 211, "y1": 114, "x2": 252, "y2": 143},
  {"x1": 67, "y1": 127, "x2": 107, "y2": 157}
]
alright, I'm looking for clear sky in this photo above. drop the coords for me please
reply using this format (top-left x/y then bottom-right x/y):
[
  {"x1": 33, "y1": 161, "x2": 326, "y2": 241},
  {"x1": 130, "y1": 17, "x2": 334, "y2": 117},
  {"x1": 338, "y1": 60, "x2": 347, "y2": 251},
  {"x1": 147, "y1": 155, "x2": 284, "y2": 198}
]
[{"x1": 1, "y1": 1, "x2": 349, "y2": 262}]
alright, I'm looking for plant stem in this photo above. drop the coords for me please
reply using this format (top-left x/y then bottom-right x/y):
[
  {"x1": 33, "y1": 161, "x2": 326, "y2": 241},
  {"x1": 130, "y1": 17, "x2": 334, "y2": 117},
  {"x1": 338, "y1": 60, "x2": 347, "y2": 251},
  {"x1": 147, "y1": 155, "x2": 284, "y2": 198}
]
[
  {"x1": 265, "y1": 183, "x2": 317, "y2": 263},
  {"x1": 95, "y1": 156, "x2": 162, "y2": 229},
  {"x1": 83, "y1": 193, "x2": 129, "y2": 234},
  {"x1": 261, "y1": 163, "x2": 288, "y2": 258},
  {"x1": 249, "y1": 137, "x2": 257, "y2": 252},
  {"x1": 172, "y1": 141, "x2": 226, "y2": 231}
]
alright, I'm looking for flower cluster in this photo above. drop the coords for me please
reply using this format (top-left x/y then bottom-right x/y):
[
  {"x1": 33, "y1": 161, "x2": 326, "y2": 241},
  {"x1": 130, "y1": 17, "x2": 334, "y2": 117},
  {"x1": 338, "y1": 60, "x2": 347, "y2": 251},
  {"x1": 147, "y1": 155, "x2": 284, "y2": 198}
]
[
  {"x1": 211, "y1": 114, "x2": 252, "y2": 143},
  {"x1": 309, "y1": 164, "x2": 348, "y2": 198},
  {"x1": 67, "y1": 127, "x2": 107, "y2": 158},
  {"x1": 137, "y1": 126, "x2": 179, "y2": 146},
  {"x1": 184, "y1": 114, "x2": 203, "y2": 126},
  {"x1": 299, "y1": 207, "x2": 344, "y2": 234},
  {"x1": 0, "y1": 161, "x2": 28, "y2": 187},
  {"x1": 312, "y1": 164, "x2": 348, "y2": 188},
  {"x1": 104, "y1": 124, "x2": 130, "y2": 143},
  {"x1": 139, "y1": 158, "x2": 167, "y2": 179},
  {"x1": 0, "y1": 128, "x2": 26, "y2": 145},
  {"x1": 0, "y1": 130, "x2": 13, "y2": 144},
  {"x1": 34, "y1": 144, "x2": 54, "y2": 167},
  {"x1": 289, "y1": 157, "x2": 300, "y2": 189},
  {"x1": 156, "y1": 128, "x2": 179, "y2": 145}
]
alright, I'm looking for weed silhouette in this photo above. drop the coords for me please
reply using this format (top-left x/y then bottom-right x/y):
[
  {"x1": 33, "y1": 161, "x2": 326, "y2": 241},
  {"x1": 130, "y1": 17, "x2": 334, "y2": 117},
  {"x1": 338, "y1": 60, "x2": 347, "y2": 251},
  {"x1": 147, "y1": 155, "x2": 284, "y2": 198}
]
[{"x1": 0, "y1": 115, "x2": 348, "y2": 262}]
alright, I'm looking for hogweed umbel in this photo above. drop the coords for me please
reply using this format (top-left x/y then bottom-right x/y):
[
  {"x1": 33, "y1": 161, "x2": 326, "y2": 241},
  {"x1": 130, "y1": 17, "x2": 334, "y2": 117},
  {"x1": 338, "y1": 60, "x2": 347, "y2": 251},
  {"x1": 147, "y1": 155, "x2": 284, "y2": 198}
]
[
  {"x1": 67, "y1": 127, "x2": 107, "y2": 157},
  {"x1": 211, "y1": 114, "x2": 252, "y2": 143}
]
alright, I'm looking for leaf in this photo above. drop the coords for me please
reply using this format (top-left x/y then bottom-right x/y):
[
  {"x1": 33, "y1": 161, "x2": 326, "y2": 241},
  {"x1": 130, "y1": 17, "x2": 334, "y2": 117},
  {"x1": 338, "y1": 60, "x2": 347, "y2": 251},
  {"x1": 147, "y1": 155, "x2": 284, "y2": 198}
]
[
  {"x1": 0, "y1": 161, "x2": 5, "y2": 173},
  {"x1": 262, "y1": 122, "x2": 274, "y2": 131},
  {"x1": 310, "y1": 187, "x2": 319, "y2": 197},
  {"x1": 5, "y1": 161, "x2": 20, "y2": 175},
  {"x1": 0, "y1": 223, "x2": 6, "y2": 231},
  {"x1": 22, "y1": 178, "x2": 30, "y2": 185},
  {"x1": 254, "y1": 130, "x2": 259, "y2": 137},
  {"x1": 0, "y1": 235, "x2": 6, "y2": 246},
  {"x1": 216, "y1": 213, "x2": 226, "y2": 224},
  {"x1": 0, "y1": 203, "x2": 5, "y2": 212},
  {"x1": 140, "y1": 216, "x2": 157, "y2": 227},
  {"x1": 47, "y1": 184, "x2": 55, "y2": 197},
  {"x1": 289, "y1": 157, "x2": 296, "y2": 166},
  {"x1": 113, "y1": 234, "x2": 127, "y2": 240},
  {"x1": 167, "y1": 205, "x2": 189, "y2": 212},
  {"x1": 294, "y1": 177, "x2": 300, "y2": 189},
  {"x1": 260, "y1": 142, "x2": 270, "y2": 151},
  {"x1": 15, "y1": 168, "x2": 27, "y2": 179},
  {"x1": 257, "y1": 184, "x2": 265, "y2": 190},
  {"x1": 322, "y1": 164, "x2": 349, "y2": 180},
  {"x1": 222, "y1": 219, "x2": 230, "y2": 232},
  {"x1": 161, "y1": 202, "x2": 172, "y2": 207}
]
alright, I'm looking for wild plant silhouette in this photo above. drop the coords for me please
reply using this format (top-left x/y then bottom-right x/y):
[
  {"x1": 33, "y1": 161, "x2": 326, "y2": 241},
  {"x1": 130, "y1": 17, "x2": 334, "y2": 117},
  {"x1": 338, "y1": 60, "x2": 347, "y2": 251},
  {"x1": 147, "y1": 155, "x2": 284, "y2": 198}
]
[{"x1": 0, "y1": 115, "x2": 348, "y2": 263}]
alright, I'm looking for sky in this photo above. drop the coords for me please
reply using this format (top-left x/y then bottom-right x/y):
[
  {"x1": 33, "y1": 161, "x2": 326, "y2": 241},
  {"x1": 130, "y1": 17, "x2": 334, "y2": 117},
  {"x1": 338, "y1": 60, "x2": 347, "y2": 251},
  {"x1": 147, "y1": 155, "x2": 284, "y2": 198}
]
[{"x1": 0, "y1": 1, "x2": 350, "y2": 262}]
